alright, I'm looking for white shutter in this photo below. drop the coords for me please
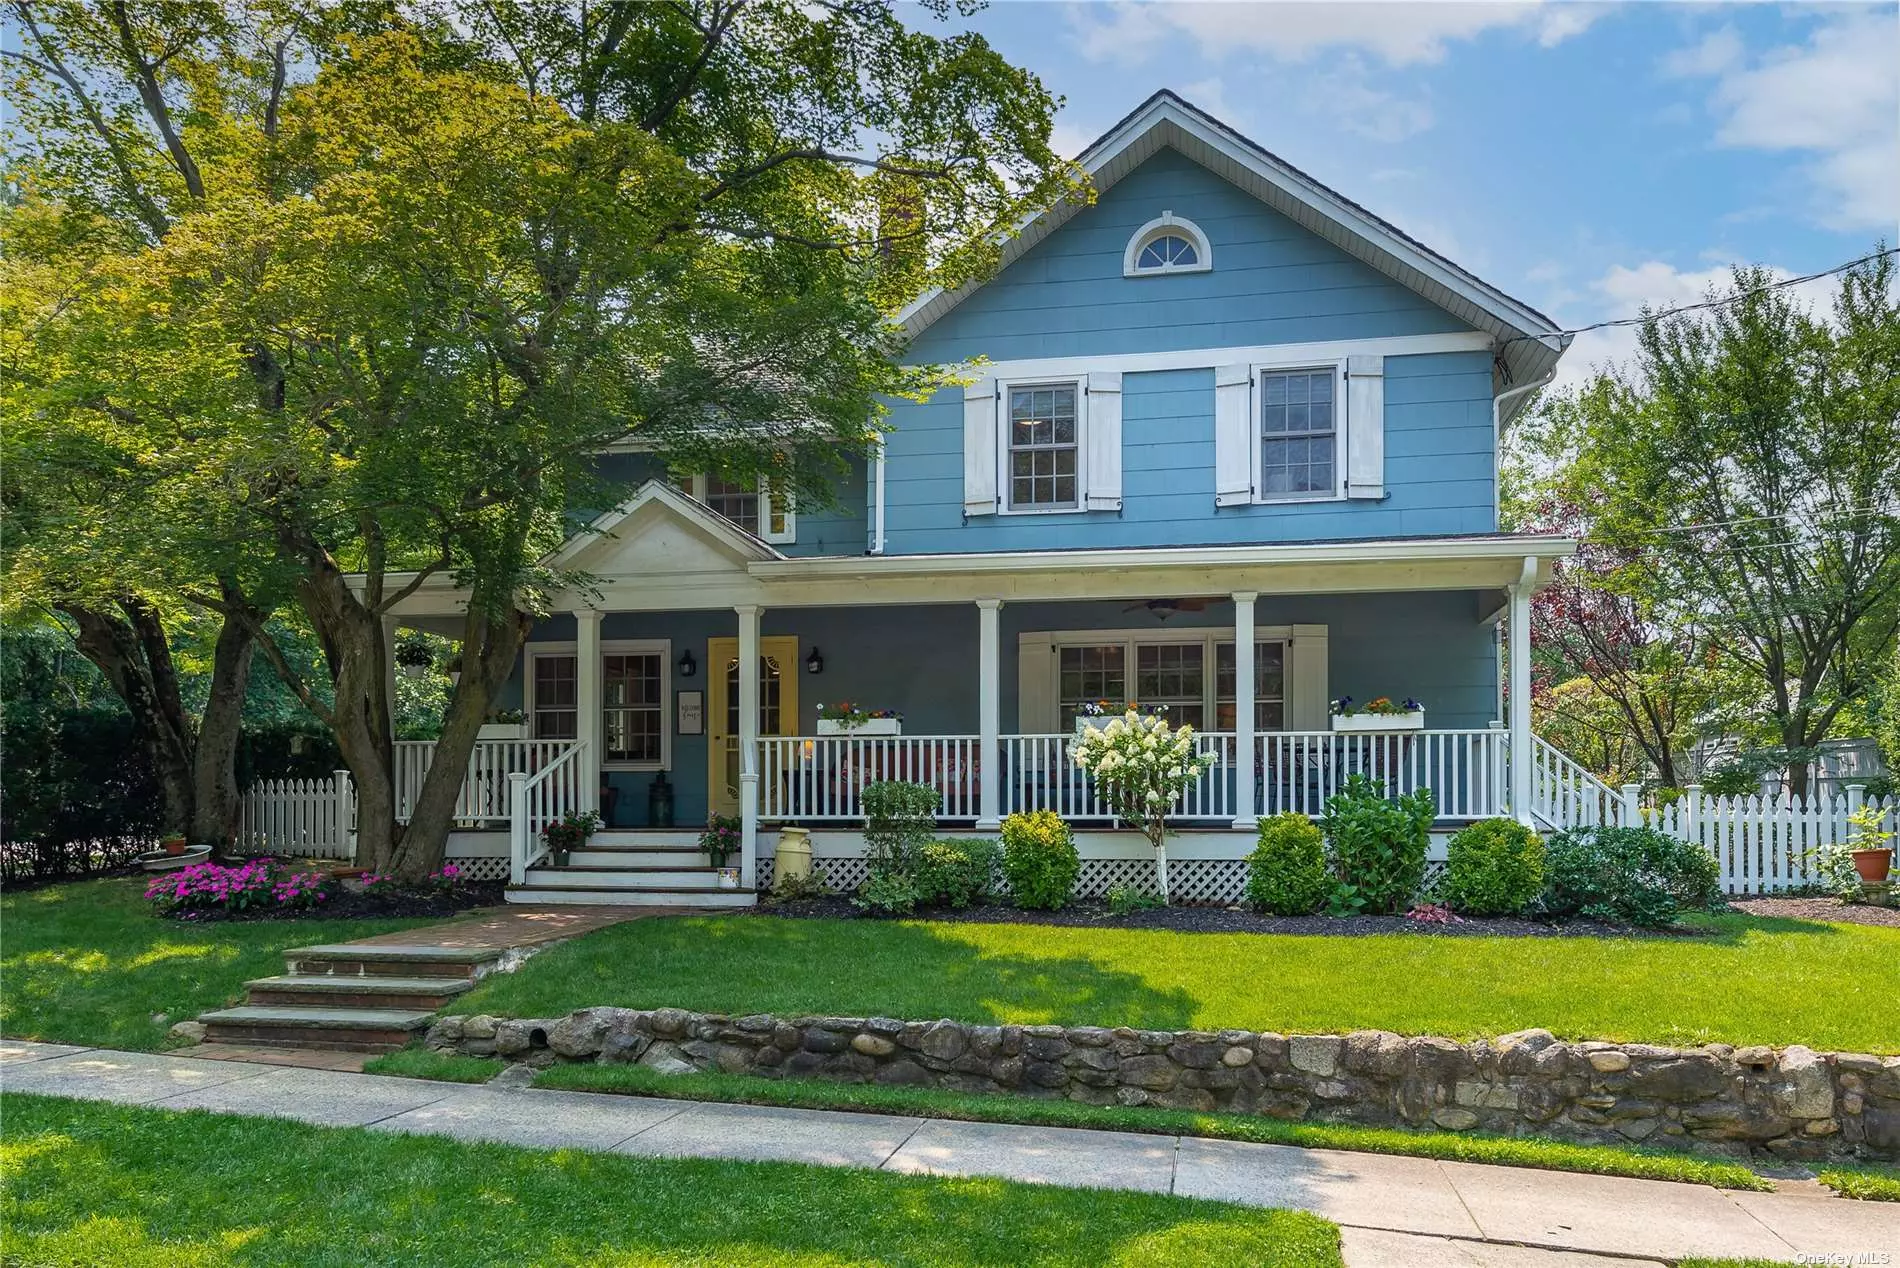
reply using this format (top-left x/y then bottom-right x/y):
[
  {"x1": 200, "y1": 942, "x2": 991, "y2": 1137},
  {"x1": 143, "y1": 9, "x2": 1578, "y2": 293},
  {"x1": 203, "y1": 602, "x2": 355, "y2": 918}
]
[
  {"x1": 1016, "y1": 634, "x2": 1056, "y2": 732},
  {"x1": 963, "y1": 379, "x2": 998, "y2": 516},
  {"x1": 1345, "y1": 355, "x2": 1385, "y2": 500},
  {"x1": 1214, "y1": 364, "x2": 1253, "y2": 507},
  {"x1": 1084, "y1": 371, "x2": 1122, "y2": 511},
  {"x1": 1287, "y1": 625, "x2": 1331, "y2": 730}
]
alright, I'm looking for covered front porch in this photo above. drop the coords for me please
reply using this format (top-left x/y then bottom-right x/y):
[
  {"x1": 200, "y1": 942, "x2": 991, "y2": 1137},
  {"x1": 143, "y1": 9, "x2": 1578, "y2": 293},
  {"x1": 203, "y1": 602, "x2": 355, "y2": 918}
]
[{"x1": 378, "y1": 489, "x2": 1571, "y2": 899}]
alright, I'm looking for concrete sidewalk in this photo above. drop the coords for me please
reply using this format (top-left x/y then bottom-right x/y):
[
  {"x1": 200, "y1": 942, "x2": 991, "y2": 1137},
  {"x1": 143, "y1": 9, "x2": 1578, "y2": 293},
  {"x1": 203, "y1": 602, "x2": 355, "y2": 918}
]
[{"x1": 5, "y1": 1040, "x2": 1895, "y2": 1267}]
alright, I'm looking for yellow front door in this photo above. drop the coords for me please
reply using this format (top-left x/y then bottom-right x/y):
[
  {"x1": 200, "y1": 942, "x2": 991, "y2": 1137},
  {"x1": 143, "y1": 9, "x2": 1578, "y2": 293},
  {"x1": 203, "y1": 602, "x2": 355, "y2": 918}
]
[{"x1": 707, "y1": 635, "x2": 799, "y2": 820}]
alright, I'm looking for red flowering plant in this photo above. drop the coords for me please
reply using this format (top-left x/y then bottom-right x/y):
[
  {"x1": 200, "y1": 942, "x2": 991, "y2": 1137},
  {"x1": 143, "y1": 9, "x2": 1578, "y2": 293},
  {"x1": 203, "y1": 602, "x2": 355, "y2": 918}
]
[{"x1": 146, "y1": 860, "x2": 338, "y2": 920}]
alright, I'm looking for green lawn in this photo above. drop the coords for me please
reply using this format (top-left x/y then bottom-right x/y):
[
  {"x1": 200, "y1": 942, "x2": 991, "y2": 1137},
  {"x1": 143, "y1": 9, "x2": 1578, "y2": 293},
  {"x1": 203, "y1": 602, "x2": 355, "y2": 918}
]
[
  {"x1": 457, "y1": 912, "x2": 1900, "y2": 1053},
  {"x1": 0, "y1": 879, "x2": 435, "y2": 1051},
  {"x1": 1820, "y1": 1163, "x2": 1900, "y2": 1202},
  {"x1": 1, "y1": 1093, "x2": 1342, "y2": 1267}
]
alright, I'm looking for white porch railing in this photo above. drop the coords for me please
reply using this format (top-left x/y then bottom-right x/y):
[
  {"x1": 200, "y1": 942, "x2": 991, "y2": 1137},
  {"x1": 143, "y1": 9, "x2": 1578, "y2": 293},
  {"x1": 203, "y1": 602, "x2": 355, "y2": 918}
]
[
  {"x1": 1257, "y1": 729, "x2": 1508, "y2": 820},
  {"x1": 507, "y1": 742, "x2": 588, "y2": 885},
  {"x1": 1001, "y1": 732, "x2": 1237, "y2": 822},
  {"x1": 394, "y1": 738, "x2": 581, "y2": 823},
  {"x1": 237, "y1": 770, "x2": 354, "y2": 858},
  {"x1": 759, "y1": 736, "x2": 984, "y2": 821},
  {"x1": 1528, "y1": 737, "x2": 1629, "y2": 829}
]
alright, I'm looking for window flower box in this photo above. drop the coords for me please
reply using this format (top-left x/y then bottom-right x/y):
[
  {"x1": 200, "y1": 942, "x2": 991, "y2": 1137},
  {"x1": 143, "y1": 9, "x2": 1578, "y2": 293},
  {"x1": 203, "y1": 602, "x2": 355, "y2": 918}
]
[
  {"x1": 816, "y1": 717, "x2": 901, "y2": 736},
  {"x1": 478, "y1": 722, "x2": 527, "y2": 741},
  {"x1": 1332, "y1": 710, "x2": 1425, "y2": 733}
]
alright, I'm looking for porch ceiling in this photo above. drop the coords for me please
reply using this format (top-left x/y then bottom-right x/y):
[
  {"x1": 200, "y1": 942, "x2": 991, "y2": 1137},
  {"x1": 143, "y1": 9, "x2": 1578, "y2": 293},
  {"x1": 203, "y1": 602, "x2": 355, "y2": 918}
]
[{"x1": 378, "y1": 532, "x2": 1574, "y2": 618}]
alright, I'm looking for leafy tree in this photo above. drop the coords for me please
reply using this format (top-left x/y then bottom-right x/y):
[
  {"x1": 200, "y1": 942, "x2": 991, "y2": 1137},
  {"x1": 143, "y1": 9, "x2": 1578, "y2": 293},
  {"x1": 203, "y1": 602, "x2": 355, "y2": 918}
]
[
  {"x1": 1517, "y1": 257, "x2": 1900, "y2": 798},
  {"x1": 3, "y1": 3, "x2": 1077, "y2": 876}
]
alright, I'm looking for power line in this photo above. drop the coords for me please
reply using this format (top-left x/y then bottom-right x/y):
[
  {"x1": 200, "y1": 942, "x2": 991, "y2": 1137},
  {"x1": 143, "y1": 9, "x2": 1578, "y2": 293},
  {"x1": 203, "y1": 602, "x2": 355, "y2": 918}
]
[{"x1": 1505, "y1": 245, "x2": 1899, "y2": 351}]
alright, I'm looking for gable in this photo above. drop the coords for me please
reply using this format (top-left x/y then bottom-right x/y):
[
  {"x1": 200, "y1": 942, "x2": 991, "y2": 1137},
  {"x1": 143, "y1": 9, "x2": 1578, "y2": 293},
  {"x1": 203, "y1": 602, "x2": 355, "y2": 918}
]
[
  {"x1": 551, "y1": 481, "x2": 778, "y2": 579},
  {"x1": 908, "y1": 148, "x2": 1474, "y2": 366}
]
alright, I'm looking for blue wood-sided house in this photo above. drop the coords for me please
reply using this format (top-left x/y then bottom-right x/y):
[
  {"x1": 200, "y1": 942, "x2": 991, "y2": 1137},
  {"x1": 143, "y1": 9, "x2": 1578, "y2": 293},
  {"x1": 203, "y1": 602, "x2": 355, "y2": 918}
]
[{"x1": 375, "y1": 92, "x2": 1587, "y2": 905}]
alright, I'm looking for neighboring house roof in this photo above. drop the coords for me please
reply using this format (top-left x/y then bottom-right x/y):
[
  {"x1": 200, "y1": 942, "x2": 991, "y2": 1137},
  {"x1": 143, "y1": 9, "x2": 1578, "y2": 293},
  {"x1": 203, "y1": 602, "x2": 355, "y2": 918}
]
[
  {"x1": 546, "y1": 479, "x2": 784, "y2": 570},
  {"x1": 896, "y1": 89, "x2": 1570, "y2": 407}
]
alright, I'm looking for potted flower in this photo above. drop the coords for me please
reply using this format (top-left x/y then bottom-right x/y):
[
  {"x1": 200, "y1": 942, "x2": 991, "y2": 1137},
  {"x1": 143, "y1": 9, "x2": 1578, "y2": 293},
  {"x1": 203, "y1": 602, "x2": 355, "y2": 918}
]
[
  {"x1": 541, "y1": 810, "x2": 601, "y2": 868},
  {"x1": 395, "y1": 638, "x2": 434, "y2": 679},
  {"x1": 160, "y1": 831, "x2": 188, "y2": 857},
  {"x1": 479, "y1": 708, "x2": 527, "y2": 741},
  {"x1": 701, "y1": 814, "x2": 743, "y2": 888},
  {"x1": 815, "y1": 702, "x2": 902, "y2": 736},
  {"x1": 1330, "y1": 696, "x2": 1426, "y2": 733},
  {"x1": 1846, "y1": 803, "x2": 1895, "y2": 886}
]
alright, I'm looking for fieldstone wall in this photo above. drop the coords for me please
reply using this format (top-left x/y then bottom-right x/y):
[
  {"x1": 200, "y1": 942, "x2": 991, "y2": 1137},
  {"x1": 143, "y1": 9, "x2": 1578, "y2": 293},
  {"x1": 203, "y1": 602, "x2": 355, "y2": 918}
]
[{"x1": 426, "y1": 1008, "x2": 1897, "y2": 1163}]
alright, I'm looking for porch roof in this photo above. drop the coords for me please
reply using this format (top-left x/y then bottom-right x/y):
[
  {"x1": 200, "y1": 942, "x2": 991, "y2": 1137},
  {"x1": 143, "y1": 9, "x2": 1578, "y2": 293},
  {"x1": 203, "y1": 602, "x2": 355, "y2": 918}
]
[{"x1": 381, "y1": 530, "x2": 1574, "y2": 618}]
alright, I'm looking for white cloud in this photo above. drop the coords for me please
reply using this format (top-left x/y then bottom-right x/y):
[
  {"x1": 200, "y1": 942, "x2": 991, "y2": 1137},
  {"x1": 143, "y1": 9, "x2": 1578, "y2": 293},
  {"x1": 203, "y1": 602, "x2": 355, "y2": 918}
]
[
  {"x1": 1068, "y1": 0, "x2": 1603, "y2": 68},
  {"x1": 1665, "y1": 12, "x2": 1899, "y2": 232},
  {"x1": 1305, "y1": 56, "x2": 1436, "y2": 142}
]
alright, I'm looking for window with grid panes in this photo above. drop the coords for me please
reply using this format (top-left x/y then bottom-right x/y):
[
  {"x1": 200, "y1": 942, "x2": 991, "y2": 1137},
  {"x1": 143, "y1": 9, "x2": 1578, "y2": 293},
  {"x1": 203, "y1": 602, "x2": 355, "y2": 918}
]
[
  {"x1": 1215, "y1": 641, "x2": 1287, "y2": 731},
  {"x1": 1008, "y1": 383, "x2": 1079, "y2": 510},
  {"x1": 1135, "y1": 643, "x2": 1206, "y2": 728},
  {"x1": 531, "y1": 655, "x2": 578, "y2": 739},
  {"x1": 1259, "y1": 370, "x2": 1337, "y2": 497},
  {"x1": 1057, "y1": 644, "x2": 1124, "y2": 729},
  {"x1": 602, "y1": 652, "x2": 663, "y2": 764},
  {"x1": 702, "y1": 476, "x2": 760, "y2": 534}
]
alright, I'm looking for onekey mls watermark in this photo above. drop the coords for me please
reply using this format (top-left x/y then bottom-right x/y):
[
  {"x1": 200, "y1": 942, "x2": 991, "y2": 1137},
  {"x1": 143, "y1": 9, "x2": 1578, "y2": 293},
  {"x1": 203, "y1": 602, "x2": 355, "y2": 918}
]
[{"x1": 1798, "y1": 1254, "x2": 1895, "y2": 1266}]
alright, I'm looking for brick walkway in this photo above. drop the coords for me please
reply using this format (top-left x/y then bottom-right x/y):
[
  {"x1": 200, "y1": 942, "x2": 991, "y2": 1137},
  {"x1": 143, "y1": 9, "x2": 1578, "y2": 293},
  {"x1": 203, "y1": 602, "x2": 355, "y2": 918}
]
[{"x1": 342, "y1": 905, "x2": 669, "y2": 952}]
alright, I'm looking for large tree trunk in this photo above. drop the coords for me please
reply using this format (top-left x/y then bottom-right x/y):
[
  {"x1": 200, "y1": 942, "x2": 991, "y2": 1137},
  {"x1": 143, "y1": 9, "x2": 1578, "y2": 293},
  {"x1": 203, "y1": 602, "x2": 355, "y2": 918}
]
[{"x1": 189, "y1": 582, "x2": 257, "y2": 846}]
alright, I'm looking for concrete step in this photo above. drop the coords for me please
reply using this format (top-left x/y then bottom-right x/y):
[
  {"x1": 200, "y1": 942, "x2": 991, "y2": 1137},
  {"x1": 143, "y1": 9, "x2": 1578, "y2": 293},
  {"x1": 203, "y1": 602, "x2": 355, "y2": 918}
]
[
  {"x1": 283, "y1": 944, "x2": 504, "y2": 981},
  {"x1": 567, "y1": 846, "x2": 709, "y2": 867},
  {"x1": 589, "y1": 830, "x2": 707, "y2": 848},
  {"x1": 244, "y1": 974, "x2": 474, "y2": 1011},
  {"x1": 198, "y1": 1005, "x2": 435, "y2": 1053},
  {"x1": 521, "y1": 866, "x2": 724, "y2": 889},
  {"x1": 504, "y1": 885, "x2": 755, "y2": 908}
]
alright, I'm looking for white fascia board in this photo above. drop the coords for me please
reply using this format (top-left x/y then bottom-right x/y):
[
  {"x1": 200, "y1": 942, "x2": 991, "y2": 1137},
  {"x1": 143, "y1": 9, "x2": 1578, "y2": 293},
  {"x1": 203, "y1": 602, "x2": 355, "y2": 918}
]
[{"x1": 966, "y1": 331, "x2": 1490, "y2": 382}]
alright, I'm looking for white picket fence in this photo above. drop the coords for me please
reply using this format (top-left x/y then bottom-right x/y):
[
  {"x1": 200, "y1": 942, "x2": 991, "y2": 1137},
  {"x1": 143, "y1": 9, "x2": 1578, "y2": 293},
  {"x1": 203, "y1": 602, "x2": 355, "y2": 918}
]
[
  {"x1": 1650, "y1": 786, "x2": 1896, "y2": 895},
  {"x1": 237, "y1": 770, "x2": 355, "y2": 859}
]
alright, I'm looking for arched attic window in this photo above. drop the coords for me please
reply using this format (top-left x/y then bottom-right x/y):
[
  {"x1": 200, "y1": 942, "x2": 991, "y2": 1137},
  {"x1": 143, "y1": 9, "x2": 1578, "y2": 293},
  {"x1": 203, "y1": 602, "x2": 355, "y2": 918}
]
[{"x1": 1123, "y1": 212, "x2": 1212, "y2": 278}]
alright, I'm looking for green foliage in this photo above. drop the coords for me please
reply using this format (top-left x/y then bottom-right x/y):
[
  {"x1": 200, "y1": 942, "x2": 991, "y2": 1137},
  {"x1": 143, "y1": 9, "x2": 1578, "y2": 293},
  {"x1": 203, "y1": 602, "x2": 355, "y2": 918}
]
[
  {"x1": 1537, "y1": 826, "x2": 1724, "y2": 928},
  {"x1": 1440, "y1": 819, "x2": 1546, "y2": 917},
  {"x1": 1106, "y1": 885, "x2": 1163, "y2": 916},
  {"x1": 700, "y1": 815, "x2": 743, "y2": 870},
  {"x1": 1244, "y1": 814, "x2": 1331, "y2": 916},
  {"x1": 851, "y1": 870, "x2": 921, "y2": 918},
  {"x1": 1819, "y1": 1164, "x2": 1900, "y2": 1202},
  {"x1": 860, "y1": 780, "x2": 940, "y2": 877},
  {"x1": 1000, "y1": 810, "x2": 1080, "y2": 910},
  {"x1": 767, "y1": 866, "x2": 832, "y2": 904},
  {"x1": 1321, "y1": 776, "x2": 1436, "y2": 915},
  {"x1": 914, "y1": 839, "x2": 1000, "y2": 910},
  {"x1": 362, "y1": 1049, "x2": 505, "y2": 1084}
]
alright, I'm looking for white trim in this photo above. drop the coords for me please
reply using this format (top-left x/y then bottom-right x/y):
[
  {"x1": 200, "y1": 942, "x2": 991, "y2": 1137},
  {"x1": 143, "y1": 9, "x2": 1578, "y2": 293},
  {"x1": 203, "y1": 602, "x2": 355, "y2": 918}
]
[
  {"x1": 1123, "y1": 211, "x2": 1213, "y2": 277},
  {"x1": 524, "y1": 638, "x2": 672, "y2": 773},
  {"x1": 1021, "y1": 624, "x2": 1295, "y2": 733},
  {"x1": 1251, "y1": 360, "x2": 1347, "y2": 505},
  {"x1": 968, "y1": 331, "x2": 1490, "y2": 386},
  {"x1": 997, "y1": 374, "x2": 1089, "y2": 516}
]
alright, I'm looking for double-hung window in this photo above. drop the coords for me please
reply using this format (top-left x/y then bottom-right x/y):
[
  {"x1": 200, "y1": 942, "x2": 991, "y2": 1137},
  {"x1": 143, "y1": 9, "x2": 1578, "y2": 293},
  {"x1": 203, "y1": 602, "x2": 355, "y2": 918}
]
[
  {"x1": 529, "y1": 653, "x2": 578, "y2": 740},
  {"x1": 602, "y1": 650, "x2": 664, "y2": 764},
  {"x1": 677, "y1": 473, "x2": 795, "y2": 544},
  {"x1": 525, "y1": 639, "x2": 672, "y2": 770},
  {"x1": 1215, "y1": 642, "x2": 1287, "y2": 731},
  {"x1": 1006, "y1": 382, "x2": 1080, "y2": 511},
  {"x1": 1049, "y1": 632, "x2": 1290, "y2": 732},
  {"x1": 1257, "y1": 368, "x2": 1339, "y2": 498}
]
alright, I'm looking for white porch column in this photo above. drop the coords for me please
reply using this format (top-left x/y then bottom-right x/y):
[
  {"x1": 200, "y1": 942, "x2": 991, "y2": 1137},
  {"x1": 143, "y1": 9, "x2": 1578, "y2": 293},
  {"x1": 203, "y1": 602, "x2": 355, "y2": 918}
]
[
  {"x1": 380, "y1": 614, "x2": 400, "y2": 734},
  {"x1": 1509, "y1": 557, "x2": 1535, "y2": 825},
  {"x1": 574, "y1": 609, "x2": 603, "y2": 814},
  {"x1": 976, "y1": 599, "x2": 1003, "y2": 828},
  {"x1": 1231, "y1": 591, "x2": 1257, "y2": 829},
  {"x1": 736, "y1": 604, "x2": 762, "y2": 889}
]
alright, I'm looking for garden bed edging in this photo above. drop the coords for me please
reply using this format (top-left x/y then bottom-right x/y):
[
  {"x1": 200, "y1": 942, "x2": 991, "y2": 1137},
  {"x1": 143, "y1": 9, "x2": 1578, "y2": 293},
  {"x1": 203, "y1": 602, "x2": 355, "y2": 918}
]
[{"x1": 425, "y1": 1008, "x2": 1898, "y2": 1163}]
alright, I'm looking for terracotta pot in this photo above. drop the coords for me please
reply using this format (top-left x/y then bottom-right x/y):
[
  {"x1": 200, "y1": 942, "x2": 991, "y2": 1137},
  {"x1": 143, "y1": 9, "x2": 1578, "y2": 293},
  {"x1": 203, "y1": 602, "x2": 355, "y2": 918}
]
[
  {"x1": 1851, "y1": 848, "x2": 1893, "y2": 885},
  {"x1": 161, "y1": 835, "x2": 187, "y2": 857}
]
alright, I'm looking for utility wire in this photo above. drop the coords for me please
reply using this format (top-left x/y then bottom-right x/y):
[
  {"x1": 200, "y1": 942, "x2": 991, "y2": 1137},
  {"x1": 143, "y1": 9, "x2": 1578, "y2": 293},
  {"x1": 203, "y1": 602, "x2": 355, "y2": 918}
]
[{"x1": 1505, "y1": 245, "x2": 1899, "y2": 351}]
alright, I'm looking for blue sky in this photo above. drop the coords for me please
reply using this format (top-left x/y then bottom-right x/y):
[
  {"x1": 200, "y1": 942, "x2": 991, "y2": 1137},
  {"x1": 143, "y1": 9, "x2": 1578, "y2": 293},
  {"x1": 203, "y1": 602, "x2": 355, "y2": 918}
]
[{"x1": 918, "y1": 1, "x2": 1900, "y2": 387}]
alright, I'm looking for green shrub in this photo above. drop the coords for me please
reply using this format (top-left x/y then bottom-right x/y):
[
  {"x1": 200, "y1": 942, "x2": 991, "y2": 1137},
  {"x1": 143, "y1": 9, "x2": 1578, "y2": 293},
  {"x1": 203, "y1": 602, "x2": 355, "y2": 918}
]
[
  {"x1": 999, "y1": 810, "x2": 1080, "y2": 910},
  {"x1": 914, "y1": 838, "x2": 999, "y2": 909},
  {"x1": 851, "y1": 870, "x2": 920, "y2": 918},
  {"x1": 1536, "y1": 825, "x2": 1723, "y2": 928},
  {"x1": 1321, "y1": 775, "x2": 1435, "y2": 915},
  {"x1": 1440, "y1": 818, "x2": 1545, "y2": 916},
  {"x1": 861, "y1": 780, "x2": 940, "y2": 878},
  {"x1": 1245, "y1": 813, "x2": 1330, "y2": 915},
  {"x1": 1105, "y1": 884, "x2": 1163, "y2": 915}
]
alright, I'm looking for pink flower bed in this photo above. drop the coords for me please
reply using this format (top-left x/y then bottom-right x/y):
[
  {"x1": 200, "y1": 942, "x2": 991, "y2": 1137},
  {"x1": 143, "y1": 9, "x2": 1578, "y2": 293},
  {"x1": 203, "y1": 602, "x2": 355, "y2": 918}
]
[{"x1": 145, "y1": 860, "x2": 336, "y2": 920}]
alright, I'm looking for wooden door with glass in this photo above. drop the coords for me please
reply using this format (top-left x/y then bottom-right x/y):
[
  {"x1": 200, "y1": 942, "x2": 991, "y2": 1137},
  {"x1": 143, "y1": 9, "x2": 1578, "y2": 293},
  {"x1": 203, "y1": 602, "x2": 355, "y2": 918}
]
[{"x1": 706, "y1": 635, "x2": 799, "y2": 820}]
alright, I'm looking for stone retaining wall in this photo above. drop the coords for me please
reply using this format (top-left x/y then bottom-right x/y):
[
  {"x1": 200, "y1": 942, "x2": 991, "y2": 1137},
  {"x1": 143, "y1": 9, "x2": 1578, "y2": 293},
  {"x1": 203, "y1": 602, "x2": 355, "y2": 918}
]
[{"x1": 426, "y1": 1009, "x2": 1897, "y2": 1162}]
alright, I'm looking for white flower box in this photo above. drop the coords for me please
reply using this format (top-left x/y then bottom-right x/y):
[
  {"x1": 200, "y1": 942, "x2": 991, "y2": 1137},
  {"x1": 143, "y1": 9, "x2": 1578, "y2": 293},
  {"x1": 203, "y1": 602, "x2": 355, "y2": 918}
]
[
  {"x1": 816, "y1": 717, "x2": 901, "y2": 736},
  {"x1": 1331, "y1": 711, "x2": 1425, "y2": 733},
  {"x1": 478, "y1": 722, "x2": 527, "y2": 741}
]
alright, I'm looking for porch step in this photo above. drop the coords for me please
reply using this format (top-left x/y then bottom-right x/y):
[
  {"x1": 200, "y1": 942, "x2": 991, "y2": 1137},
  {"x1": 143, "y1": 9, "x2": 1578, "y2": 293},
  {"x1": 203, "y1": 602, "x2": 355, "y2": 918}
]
[
  {"x1": 588, "y1": 830, "x2": 707, "y2": 849},
  {"x1": 284, "y1": 944, "x2": 504, "y2": 982},
  {"x1": 504, "y1": 884, "x2": 756, "y2": 908},
  {"x1": 243, "y1": 974, "x2": 474, "y2": 1011},
  {"x1": 522, "y1": 865, "x2": 724, "y2": 889},
  {"x1": 566, "y1": 847, "x2": 710, "y2": 867},
  {"x1": 198, "y1": 1005, "x2": 435, "y2": 1053}
]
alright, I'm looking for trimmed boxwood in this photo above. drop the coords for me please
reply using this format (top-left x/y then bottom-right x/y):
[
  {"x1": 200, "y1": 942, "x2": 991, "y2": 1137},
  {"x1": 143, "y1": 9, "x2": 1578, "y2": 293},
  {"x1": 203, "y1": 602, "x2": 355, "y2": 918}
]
[
  {"x1": 1000, "y1": 811, "x2": 1080, "y2": 910},
  {"x1": 1536, "y1": 825, "x2": 1723, "y2": 928},
  {"x1": 1439, "y1": 818, "x2": 1545, "y2": 916},
  {"x1": 1245, "y1": 813, "x2": 1331, "y2": 915}
]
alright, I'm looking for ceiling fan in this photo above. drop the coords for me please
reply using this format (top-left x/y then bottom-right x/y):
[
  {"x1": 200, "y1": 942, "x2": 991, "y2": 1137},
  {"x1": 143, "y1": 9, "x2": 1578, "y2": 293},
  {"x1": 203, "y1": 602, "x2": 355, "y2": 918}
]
[{"x1": 1122, "y1": 596, "x2": 1222, "y2": 621}]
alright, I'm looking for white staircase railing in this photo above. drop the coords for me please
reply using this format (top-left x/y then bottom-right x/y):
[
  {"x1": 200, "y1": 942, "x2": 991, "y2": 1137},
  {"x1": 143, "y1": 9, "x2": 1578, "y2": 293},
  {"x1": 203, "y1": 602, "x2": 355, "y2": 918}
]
[
  {"x1": 1528, "y1": 736, "x2": 1628, "y2": 829},
  {"x1": 507, "y1": 742, "x2": 587, "y2": 885}
]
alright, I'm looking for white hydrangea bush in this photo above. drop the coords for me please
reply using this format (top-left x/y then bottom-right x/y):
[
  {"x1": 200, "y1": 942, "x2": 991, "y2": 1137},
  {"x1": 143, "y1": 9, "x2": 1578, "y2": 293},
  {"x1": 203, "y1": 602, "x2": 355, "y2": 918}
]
[{"x1": 1070, "y1": 709, "x2": 1218, "y2": 903}]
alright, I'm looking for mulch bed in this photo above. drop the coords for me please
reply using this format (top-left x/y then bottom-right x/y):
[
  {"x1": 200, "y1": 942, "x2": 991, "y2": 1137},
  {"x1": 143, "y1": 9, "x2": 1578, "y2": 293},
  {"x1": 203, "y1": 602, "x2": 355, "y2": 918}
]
[
  {"x1": 756, "y1": 895, "x2": 1695, "y2": 939},
  {"x1": 1726, "y1": 894, "x2": 1900, "y2": 929}
]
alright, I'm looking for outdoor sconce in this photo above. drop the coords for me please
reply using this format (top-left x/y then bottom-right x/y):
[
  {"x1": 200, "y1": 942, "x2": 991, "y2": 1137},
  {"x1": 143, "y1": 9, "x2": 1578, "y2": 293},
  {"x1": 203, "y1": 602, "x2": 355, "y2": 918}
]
[
  {"x1": 806, "y1": 647, "x2": 825, "y2": 675},
  {"x1": 677, "y1": 650, "x2": 697, "y2": 679}
]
